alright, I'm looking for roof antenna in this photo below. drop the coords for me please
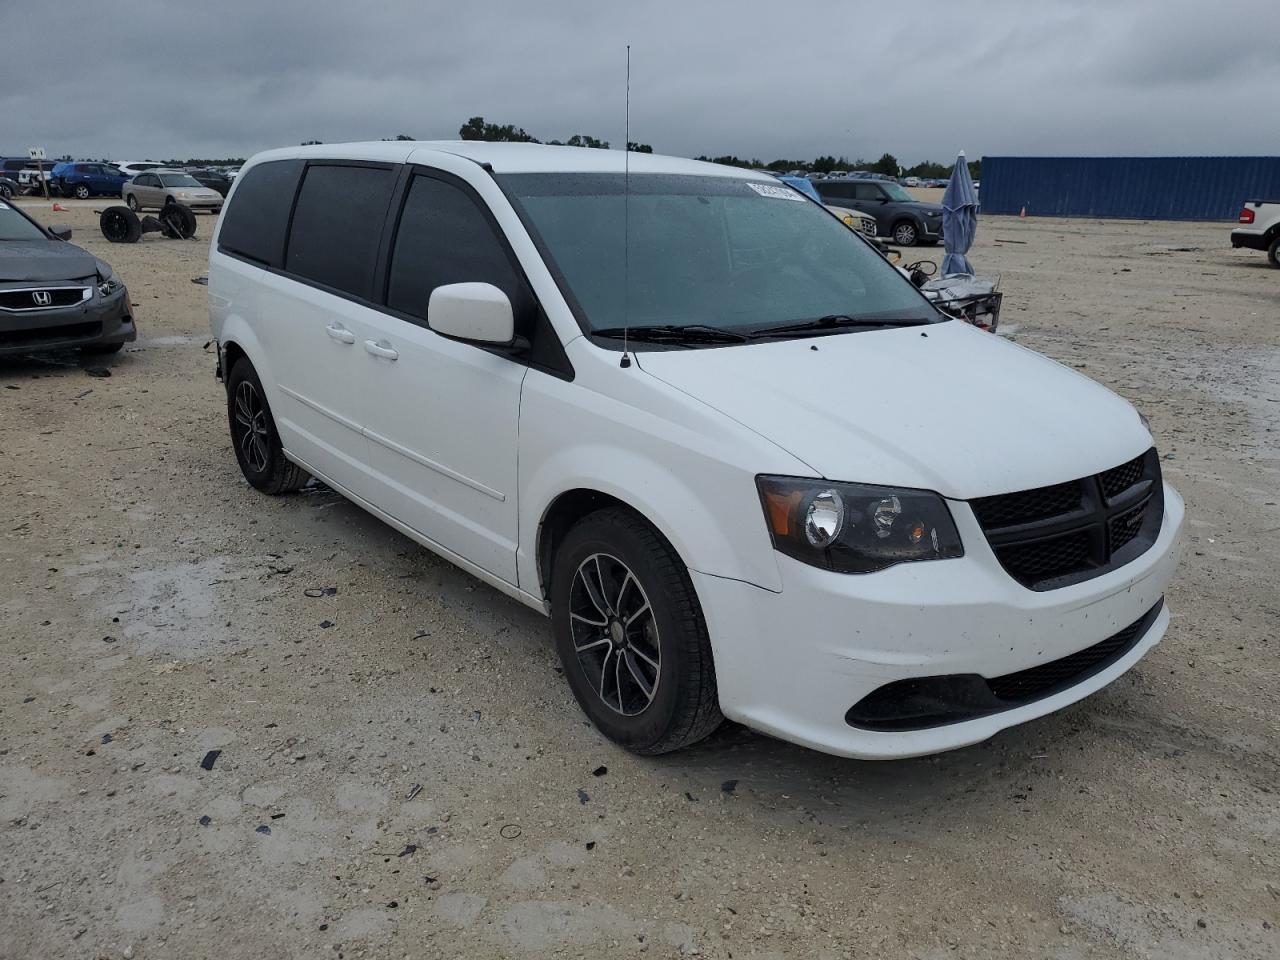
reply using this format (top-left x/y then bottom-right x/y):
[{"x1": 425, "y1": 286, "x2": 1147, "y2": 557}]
[{"x1": 619, "y1": 44, "x2": 633, "y2": 369}]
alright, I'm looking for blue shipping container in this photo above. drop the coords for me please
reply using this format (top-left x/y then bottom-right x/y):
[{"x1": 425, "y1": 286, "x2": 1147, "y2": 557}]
[{"x1": 980, "y1": 156, "x2": 1280, "y2": 221}]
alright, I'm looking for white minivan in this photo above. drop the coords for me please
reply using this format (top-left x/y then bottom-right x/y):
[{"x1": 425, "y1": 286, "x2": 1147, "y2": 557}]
[{"x1": 208, "y1": 142, "x2": 1183, "y2": 759}]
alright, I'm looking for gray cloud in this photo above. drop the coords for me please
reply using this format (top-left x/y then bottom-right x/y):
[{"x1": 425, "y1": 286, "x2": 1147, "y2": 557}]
[{"x1": 2, "y1": 0, "x2": 1277, "y2": 164}]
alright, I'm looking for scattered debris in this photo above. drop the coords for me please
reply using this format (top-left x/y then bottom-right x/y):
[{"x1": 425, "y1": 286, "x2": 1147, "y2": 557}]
[
  {"x1": 319, "y1": 620, "x2": 334, "y2": 629},
  {"x1": 585, "y1": 841, "x2": 596, "y2": 851},
  {"x1": 191, "y1": 276, "x2": 209, "y2": 285},
  {"x1": 198, "y1": 815, "x2": 212, "y2": 826},
  {"x1": 304, "y1": 587, "x2": 338, "y2": 598},
  {"x1": 255, "y1": 825, "x2": 271, "y2": 835},
  {"x1": 387, "y1": 900, "x2": 399, "y2": 909},
  {"x1": 199, "y1": 750, "x2": 221, "y2": 771},
  {"x1": 102, "y1": 635, "x2": 117, "y2": 644},
  {"x1": 73, "y1": 389, "x2": 93, "y2": 400},
  {"x1": 398, "y1": 844, "x2": 418, "y2": 858},
  {"x1": 270, "y1": 812, "x2": 286, "y2": 820},
  {"x1": 684, "y1": 792, "x2": 698, "y2": 802},
  {"x1": 577, "y1": 788, "x2": 590, "y2": 804},
  {"x1": 101, "y1": 734, "x2": 113, "y2": 744},
  {"x1": 412, "y1": 631, "x2": 430, "y2": 640},
  {"x1": 499, "y1": 823, "x2": 522, "y2": 839},
  {"x1": 721, "y1": 780, "x2": 738, "y2": 795},
  {"x1": 993, "y1": 237, "x2": 1028, "y2": 244},
  {"x1": 405, "y1": 783, "x2": 422, "y2": 801},
  {"x1": 592, "y1": 765, "x2": 608, "y2": 777},
  {"x1": 22, "y1": 696, "x2": 35, "y2": 704},
  {"x1": 84, "y1": 366, "x2": 111, "y2": 378}
]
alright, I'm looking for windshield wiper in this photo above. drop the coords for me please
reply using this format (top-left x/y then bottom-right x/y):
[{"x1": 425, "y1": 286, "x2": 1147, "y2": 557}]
[
  {"x1": 748, "y1": 314, "x2": 930, "y2": 338},
  {"x1": 591, "y1": 324, "x2": 751, "y2": 344}
]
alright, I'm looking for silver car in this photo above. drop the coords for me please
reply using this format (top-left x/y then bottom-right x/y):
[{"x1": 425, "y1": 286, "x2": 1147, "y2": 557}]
[{"x1": 124, "y1": 170, "x2": 223, "y2": 213}]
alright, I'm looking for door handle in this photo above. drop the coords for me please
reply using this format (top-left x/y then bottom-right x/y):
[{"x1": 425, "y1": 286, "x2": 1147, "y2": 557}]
[
  {"x1": 325, "y1": 323, "x2": 356, "y2": 344},
  {"x1": 364, "y1": 339, "x2": 398, "y2": 360}
]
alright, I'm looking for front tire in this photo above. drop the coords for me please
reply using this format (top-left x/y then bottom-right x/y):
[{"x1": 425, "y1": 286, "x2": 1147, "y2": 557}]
[
  {"x1": 892, "y1": 220, "x2": 919, "y2": 246},
  {"x1": 73, "y1": 183, "x2": 91, "y2": 200},
  {"x1": 551, "y1": 508, "x2": 722, "y2": 754},
  {"x1": 226, "y1": 358, "x2": 308, "y2": 495}
]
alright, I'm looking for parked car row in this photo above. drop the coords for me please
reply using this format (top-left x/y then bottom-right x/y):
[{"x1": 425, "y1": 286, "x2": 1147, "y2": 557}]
[{"x1": 0, "y1": 157, "x2": 240, "y2": 200}]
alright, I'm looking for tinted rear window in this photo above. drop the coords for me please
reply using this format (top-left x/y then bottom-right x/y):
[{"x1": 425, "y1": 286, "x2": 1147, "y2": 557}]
[
  {"x1": 218, "y1": 159, "x2": 304, "y2": 266},
  {"x1": 285, "y1": 164, "x2": 395, "y2": 299}
]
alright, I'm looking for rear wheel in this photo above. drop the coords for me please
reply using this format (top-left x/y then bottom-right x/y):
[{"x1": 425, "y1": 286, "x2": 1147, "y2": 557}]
[
  {"x1": 1268, "y1": 235, "x2": 1280, "y2": 269},
  {"x1": 226, "y1": 358, "x2": 309, "y2": 494},
  {"x1": 126, "y1": 193, "x2": 140, "y2": 212},
  {"x1": 892, "y1": 220, "x2": 919, "y2": 246},
  {"x1": 551, "y1": 508, "x2": 722, "y2": 754},
  {"x1": 73, "y1": 183, "x2": 91, "y2": 200}
]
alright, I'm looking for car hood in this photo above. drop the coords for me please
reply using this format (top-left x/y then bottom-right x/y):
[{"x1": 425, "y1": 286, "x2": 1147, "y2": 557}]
[
  {"x1": 0, "y1": 240, "x2": 99, "y2": 282},
  {"x1": 635, "y1": 320, "x2": 1150, "y2": 500}
]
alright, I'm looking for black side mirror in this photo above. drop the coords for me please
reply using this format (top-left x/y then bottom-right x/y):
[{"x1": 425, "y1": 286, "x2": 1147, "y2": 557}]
[{"x1": 48, "y1": 224, "x2": 73, "y2": 241}]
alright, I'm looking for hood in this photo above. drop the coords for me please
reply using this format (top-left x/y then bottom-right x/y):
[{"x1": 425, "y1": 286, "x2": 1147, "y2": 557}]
[
  {"x1": 913, "y1": 201, "x2": 943, "y2": 214},
  {"x1": 0, "y1": 240, "x2": 99, "y2": 282},
  {"x1": 636, "y1": 320, "x2": 1150, "y2": 500}
]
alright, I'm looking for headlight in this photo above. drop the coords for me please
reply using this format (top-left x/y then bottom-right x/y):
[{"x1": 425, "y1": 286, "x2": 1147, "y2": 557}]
[
  {"x1": 757, "y1": 476, "x2": 963, "y2": 573},
  {"x1": 176, "y1": 191, "x2": 188, "y2": 199},
  {"x1": 98, "y1": 276, "x2": 122, "y2": 297}
]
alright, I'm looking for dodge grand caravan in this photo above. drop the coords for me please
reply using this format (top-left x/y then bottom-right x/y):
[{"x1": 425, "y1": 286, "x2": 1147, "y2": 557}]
[{"x1": 208, "y1": 142, "x2": 1183, "y2": 759}]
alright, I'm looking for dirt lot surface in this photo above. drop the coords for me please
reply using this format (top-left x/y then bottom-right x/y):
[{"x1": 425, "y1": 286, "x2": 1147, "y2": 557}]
[{"x1": 2, "y1": 198, "x2": 1277, "y2": 960}]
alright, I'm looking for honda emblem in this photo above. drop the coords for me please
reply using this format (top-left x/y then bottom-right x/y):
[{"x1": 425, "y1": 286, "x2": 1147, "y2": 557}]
[{"x1": 32, "y1": 290, "x2": 52, "y2": 306}]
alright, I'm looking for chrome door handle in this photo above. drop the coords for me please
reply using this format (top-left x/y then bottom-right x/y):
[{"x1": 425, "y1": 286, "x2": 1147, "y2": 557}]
[
  {"x1": 364, "y1": 339, "x2": 398, "y2": 360},
  {"x1": 325, "y1": 323, "x2": 356, "y2": 344}
]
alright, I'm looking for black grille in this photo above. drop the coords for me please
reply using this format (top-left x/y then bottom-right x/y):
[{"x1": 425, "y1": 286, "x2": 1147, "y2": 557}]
[
  {"x1": 970, "y1": 449, "x2": 1163, "y2": 591},
  {"x1": 971, "y1": 480, "x2": 1082, "y2": 528},
  {"x1": 1100, "y1": 454, "x2": 1145, "y2": 499},
  {"x1": 0, "y1": 320, "x2": 101, "y2": 348},
  {"x1": 846, "y1": 600, "x2": 1163, "y2": 731},
  {"x1": 0, "y1": 287, "x2": 89, "y2": 310}
]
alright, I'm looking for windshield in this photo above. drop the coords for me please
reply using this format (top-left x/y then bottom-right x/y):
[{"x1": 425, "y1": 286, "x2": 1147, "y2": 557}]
[
  {"x1": 500, "y1": 173, "x2": 935, "y2": 338},
  {"x1": 159, "y1": 174, "x2": 201, "y2": 188},
  {"x1": 0, "y1": 203, "x2": 50, "y2": 241},
  {"x1": 880, "y1": 182, "x2": 915, "y2": 202}
]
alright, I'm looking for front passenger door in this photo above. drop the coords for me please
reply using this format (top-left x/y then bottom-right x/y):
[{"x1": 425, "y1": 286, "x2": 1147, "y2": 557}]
[{"x1": 356, "y1": 171, "x2": 530, "y2": 585}]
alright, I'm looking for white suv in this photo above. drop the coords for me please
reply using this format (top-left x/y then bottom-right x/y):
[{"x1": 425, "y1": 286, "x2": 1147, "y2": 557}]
[{"x1": 208, "y1": 142, "x2": 1183, "y2": 759}]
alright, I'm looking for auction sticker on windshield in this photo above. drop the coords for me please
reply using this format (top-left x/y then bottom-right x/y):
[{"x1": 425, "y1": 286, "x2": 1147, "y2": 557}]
[{"x1": 746, "y1": 182, "x2": 806, "y2": 201}]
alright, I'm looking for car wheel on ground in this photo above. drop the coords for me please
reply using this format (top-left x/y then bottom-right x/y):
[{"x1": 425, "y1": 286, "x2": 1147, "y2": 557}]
[
  {"x1": 126, "y1": 194, "x2": 140, "y2": 213},
  {"x1": 73, "y1": 184, "x2": 91, "y2": 200},
  {"x1": 160, "y1": 202, "x2": 197, "y2": 239},
  {"x1": 1269, "y1": 235, "x2": 1280, "y2": 269},
  {"x1": 0, "y1": 184, "x2": 11, "y2": 200},
  {"x1": 226, "y1": 358, "x2": 309, "y2": 494},
  {"x1": 892, "y1": 220, "x2": 919, "y2": 245},
  {"x1": 100, "y1": 206, "x2": 142, "y2": 244},
  {"x1": 551, "y1": 507, "x2": 723, "y2": 755}
]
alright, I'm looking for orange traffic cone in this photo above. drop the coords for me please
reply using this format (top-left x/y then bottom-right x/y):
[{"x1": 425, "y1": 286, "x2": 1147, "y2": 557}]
[
  {"x1": 52, "y1": 203, "x2": 68, "y2": 212},
  {"x1": 1019, "y1": 205, "x2": 1027, "y2": 218}
]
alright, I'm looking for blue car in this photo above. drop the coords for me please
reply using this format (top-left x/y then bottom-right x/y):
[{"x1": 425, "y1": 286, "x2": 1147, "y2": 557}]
[{"x1": 49, "y1": 162, "x2": 130, "y2": 200}]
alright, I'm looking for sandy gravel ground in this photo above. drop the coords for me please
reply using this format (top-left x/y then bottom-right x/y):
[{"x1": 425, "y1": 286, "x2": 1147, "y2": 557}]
[{"x1": 1, "y1": 198, "x2": 1277, "y2": 960}]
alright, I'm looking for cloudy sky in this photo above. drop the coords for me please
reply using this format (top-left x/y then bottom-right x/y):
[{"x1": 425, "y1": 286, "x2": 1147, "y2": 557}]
[{"x1": 4, "y1": 0, "x2": 1277, "y2": 164}]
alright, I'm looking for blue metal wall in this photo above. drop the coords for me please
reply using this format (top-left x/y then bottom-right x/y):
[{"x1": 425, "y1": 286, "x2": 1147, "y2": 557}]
[{"x1": 980, "y1": 157, "x2": 1280, "y2": 221}]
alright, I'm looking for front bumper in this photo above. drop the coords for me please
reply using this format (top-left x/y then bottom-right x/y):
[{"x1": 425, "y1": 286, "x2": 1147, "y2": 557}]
[
  {"x1": 921, "y1": 216, "x2": 944, "y2": 239},
  {"x1": 692, "y1": 482, "x2": 1184, "y2": 759},
  {"x1": 1230, "y1": 229, "x2": 1270, "y2": 251},
  {"x1": 0, "y1": 286, "x2": 135, "y2": 355}
]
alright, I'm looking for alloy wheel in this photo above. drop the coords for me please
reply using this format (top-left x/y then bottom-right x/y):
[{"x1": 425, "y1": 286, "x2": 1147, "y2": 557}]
[
  {"x1": 894, "y1": 222, "x2": 917, "y2": 245},
  {"x1": 569, "y1": 553, "x2": 661, "y2": 716},
  {"x1": 233, "y1": 380, "x2": 270, "y2": 473}
]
